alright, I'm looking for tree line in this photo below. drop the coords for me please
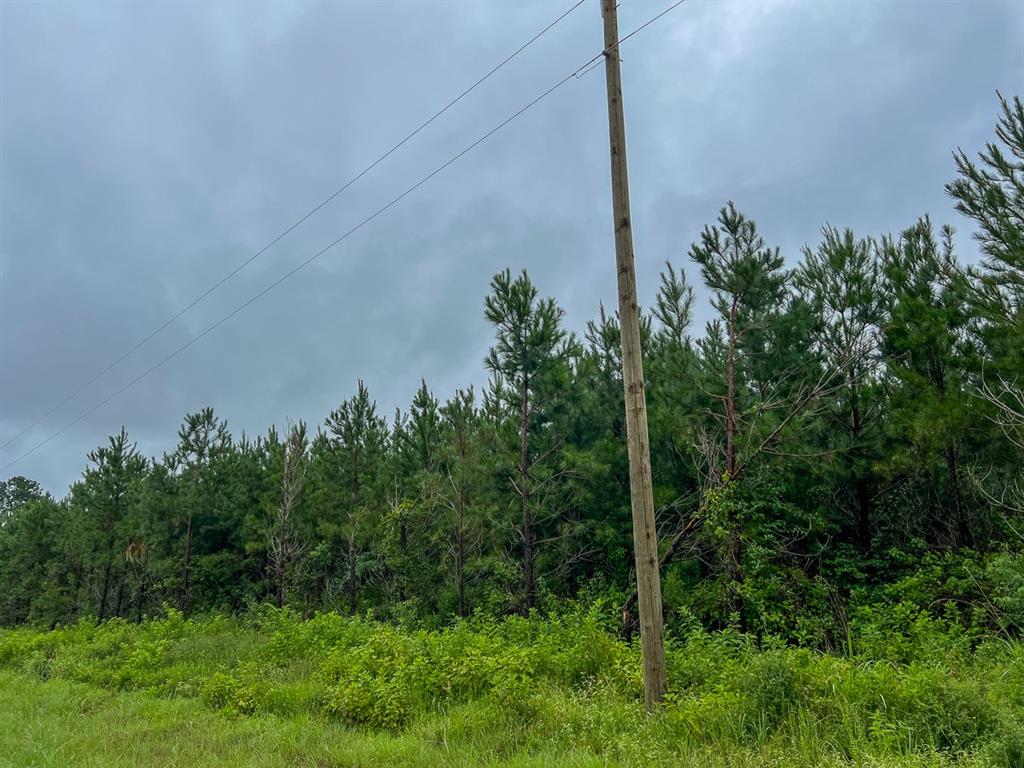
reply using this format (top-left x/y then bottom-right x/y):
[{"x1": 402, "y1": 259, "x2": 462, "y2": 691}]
[{"x1": 1, "y1": 94, "x2": 1021, "y2": 640}]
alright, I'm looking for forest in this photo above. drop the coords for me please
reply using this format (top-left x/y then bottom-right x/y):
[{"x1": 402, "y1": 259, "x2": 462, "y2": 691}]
[{"x1": 0, "y1": 94, "x2": 1022, "y2": 766}]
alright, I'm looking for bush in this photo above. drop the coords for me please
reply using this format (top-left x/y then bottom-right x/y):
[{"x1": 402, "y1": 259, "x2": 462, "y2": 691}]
[{"x1": 0, "y1": 603, "x2": 1020, "y2": 763}]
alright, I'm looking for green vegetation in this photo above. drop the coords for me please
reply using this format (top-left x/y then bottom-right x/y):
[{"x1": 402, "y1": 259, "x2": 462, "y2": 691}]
[
  {"x1": 2, "y1": 95, "x2": 1023, "y2": 640},
  {"x1": 2, "y1": 606, "x2": 1022, "y2": 767},
  {"x1": 1, "y1": 85, "x2": 1022, "y2": 766}
]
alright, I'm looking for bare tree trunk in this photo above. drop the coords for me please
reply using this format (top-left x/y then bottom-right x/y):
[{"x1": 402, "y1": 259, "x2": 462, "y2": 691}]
[
  {"x1": 135, "y1": 570, "x2": 147, "y2": 623},
  {"x1": 98, "y1": 560, "x2": 112, "y2": 621},
  {"x1": 276, "y1": 566, "x2": 285, "y2": 609},
  {"x1": 456, "y1": 488, "x2": 467, "y2": 618},
  {"x1": 114, "y1": 569, "x2": 126, "y2": 617},
  {"x1": 181, "y1": 512, "x2": 193, "y2": 617},
  {"x1": 348, "y1": 528, "x2": 358, "y2": 614},
  {"x1": 70, "y1": 559, "x2": 84, "y2": 622},
  {"x1": 726, "y1": 300, "x2": 737, "y2": 478},
  {"x1": 725, "y1": 300, "x2": 744, "y2": 630},
  {"x1": 850, "y1": 385, "x2": 872, "y2": 554},
  {"x1": 268, "y1": 426, "x2": 306, "y2": 609},
  {"x1": 519, "y1": 376, "x2": 535, "y2": 614},
  {"x1": 97, "y1": 530, "x2": 118, "y2": 621},
  {"x1": 399, "y1": 519, "x2": 408, "y2": 603},
  {"x1": 946, "y1": 445, "x2": 972, "y2": 547},
  {"x1": 347, "y1": 453, "x2": 361, "y2": 615}
]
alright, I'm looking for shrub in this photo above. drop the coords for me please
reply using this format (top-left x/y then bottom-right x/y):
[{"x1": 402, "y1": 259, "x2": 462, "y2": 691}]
[{"x1": 0, "y1": 603, "x2": 1019, "y2": 763}]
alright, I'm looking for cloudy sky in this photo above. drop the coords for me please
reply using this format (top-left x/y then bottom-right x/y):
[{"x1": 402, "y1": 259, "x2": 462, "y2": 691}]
[{"x1": 1, "y1": 0, "x2": 1021, "y2": 494}]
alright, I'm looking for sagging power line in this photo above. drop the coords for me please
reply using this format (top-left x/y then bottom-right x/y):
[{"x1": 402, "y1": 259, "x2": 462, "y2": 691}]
[
  {"x1": 0, "y1": 0, "x2": 588, "y2": 454},
  {"x1": 1, "y1": 0, "x2": 689, "y2": 474}
]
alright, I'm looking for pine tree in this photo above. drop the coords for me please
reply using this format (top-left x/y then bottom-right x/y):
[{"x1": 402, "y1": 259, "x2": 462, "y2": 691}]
[
  {"x1": 73, "y1": 428, "x2": 147, "y2": 621},
  {"x1": 881, "y1": 218, "x2": 976, "y2": 547},
  {"x1": 440, "y1": 387, "x2": 482, "y2": 617},
  {"x1": 647, "y1": 260, "x2": 699, "y2": 507},
  {"x1": 948, "y1": 92, "x2": 1024, "y2": 524},
  {"x1": 947, "y1": 92, "x2": 1024, "y2": 345},
  {"x1": 0, "y1": 494, "x2": 67, "y2": 626},
  {"x1": 168, "y1": 408, "x2": 231, "y2": 616},
  {"x1": 408, "y1": 380, "x2": 442, "y2": 475},
  {"x1": 796, "y1": 226, "x2": 883, "y2": 552},
  {"x1": 690, "y1": 202, "x2": 788, "y2": 480},
  {"x1": 266, "y1": 422, "x2": 308, "y2": 609},
  {"x1": 0, "y1": 476, "x2": 44, "y2": 525},
  {"x1": 385, "y1": 381, "x2": 445, "y2": 610},
  {"x1": 324, "y1": 381, "x2": 387, "y2": 613},
  {"x1": 689, "y1": 203, "x2": 788, "y2": 623},
  {"x1": 484, "y1": 269, "x2": 579, "y2": 612}
]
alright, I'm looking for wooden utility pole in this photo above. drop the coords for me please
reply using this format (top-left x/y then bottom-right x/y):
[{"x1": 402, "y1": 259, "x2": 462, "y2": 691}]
[{"x1": 600, "y1": 0, "x2": 667, "y2": 709}]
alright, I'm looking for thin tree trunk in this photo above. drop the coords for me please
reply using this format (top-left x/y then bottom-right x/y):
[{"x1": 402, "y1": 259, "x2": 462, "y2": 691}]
[
  {"x1": 114, "y1": 568, "x2": 126, "y2": 617},
  {"x1": 726, "y1": 300, "x2": 737, "y2": 478},
  {"x1": 181, "y1": 512, "x2": 193, "y2": 616},
  {"x1": 946, "y1": 445, "x2": 971, "y2": 547},
  {"x1": 725, "y1": 301, "x2": 744, "y2": 629},
  {"x1": 348, "y1": 529, "x2": 358, "y2": 614},
  {"x1": 269, "y1": 428, "x2": 305, "y2": 611},
  {"x1": 399, "y1": 519, "x2": 408, "y2": 602},
  {"x1": 97, "y1": 528, "x2": 120, "y2": 621},
  {"x1": 273, "y1": 551, "x2": 284, "y2": 609},
  {"x1": 98, "y1": 560, "x2": 112, "y2": 621},
  {"x1": 519, "y1": 376, "x2": 534, "y2": 613},
  {"x1": 456, "y1": 488, "x2": 467, "y2": 618},
  {"x1": 70, "y1": 559, "x2": 84, "y2": 622},
  {"x1": 135, "y1": 570, "x2": 147, "y2": 623},
  {"x1": 347, "y1": 461, "x2": 360, "y2": 614},
  {"x1": 850, "y1": 385, "x2": 872, "y2": 554}
]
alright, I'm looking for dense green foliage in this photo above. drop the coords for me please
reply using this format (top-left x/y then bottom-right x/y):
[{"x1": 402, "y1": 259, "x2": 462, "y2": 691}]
[
  {"x1": 1, "y1": 95, "x2": 1022, "y2": 656},
  {"x1": 1, "y1": 607, "x2": 1022, "y2": 766}
]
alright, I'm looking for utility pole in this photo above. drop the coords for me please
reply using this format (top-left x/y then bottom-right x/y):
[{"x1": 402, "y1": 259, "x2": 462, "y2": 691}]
[{"x1": 600, "y1": 0, "x2": 667, "y2": 709}]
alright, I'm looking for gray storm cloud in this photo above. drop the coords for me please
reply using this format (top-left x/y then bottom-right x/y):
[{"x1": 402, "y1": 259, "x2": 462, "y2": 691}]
[{"x1": 1, "y1": 0, "x2": 1021, "y2": 493}]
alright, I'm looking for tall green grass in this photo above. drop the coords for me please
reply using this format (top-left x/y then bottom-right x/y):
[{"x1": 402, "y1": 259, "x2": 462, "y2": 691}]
[{"x1": 1, "y1": 606, "x2": 1021, "y2": 766}]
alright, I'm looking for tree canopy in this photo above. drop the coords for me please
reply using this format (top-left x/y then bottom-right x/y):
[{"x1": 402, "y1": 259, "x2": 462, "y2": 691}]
[{"x1": 1, "y1": 94, "x2": 1022, "y2": 643}]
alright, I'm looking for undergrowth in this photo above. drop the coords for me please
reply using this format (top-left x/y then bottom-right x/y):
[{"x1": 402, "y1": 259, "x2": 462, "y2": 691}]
[{"x1": 1, "y1": 603, "x2": 1021, "y2": 766}]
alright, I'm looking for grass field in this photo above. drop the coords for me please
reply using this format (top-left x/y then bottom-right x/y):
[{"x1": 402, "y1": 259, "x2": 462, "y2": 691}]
[
  {"x1": 2, "y1": 671, "x2": 1013, "y2": 768},
  {"x1": 1, "y1": 608, "x2": 1022, "y2": 767}
]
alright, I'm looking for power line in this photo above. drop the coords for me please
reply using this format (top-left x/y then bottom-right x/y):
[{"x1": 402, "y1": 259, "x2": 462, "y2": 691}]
[
  {"x1": 0, "y1": 0, "x2": 587, "y2": 453},
  {"x1": 1, "y1": 0, "x2": 689, "y2": 474},
  {"x1": 617, "y1": 0, "x2": 687, "y2": 48}
]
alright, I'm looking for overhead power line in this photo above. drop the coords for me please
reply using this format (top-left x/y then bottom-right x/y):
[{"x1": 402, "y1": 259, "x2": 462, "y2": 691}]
[
  {"x1": 0, "y1": 0, "x2": 587, "y2": 453},
  {"x1": 1, "y1": 0, "x2": 689, "y2": 474}
]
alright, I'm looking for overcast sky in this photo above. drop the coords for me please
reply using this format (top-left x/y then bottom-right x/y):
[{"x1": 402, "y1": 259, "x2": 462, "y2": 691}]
[{"x1": 1, "y1": 0, "x2": 1021, "y2": 495}]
